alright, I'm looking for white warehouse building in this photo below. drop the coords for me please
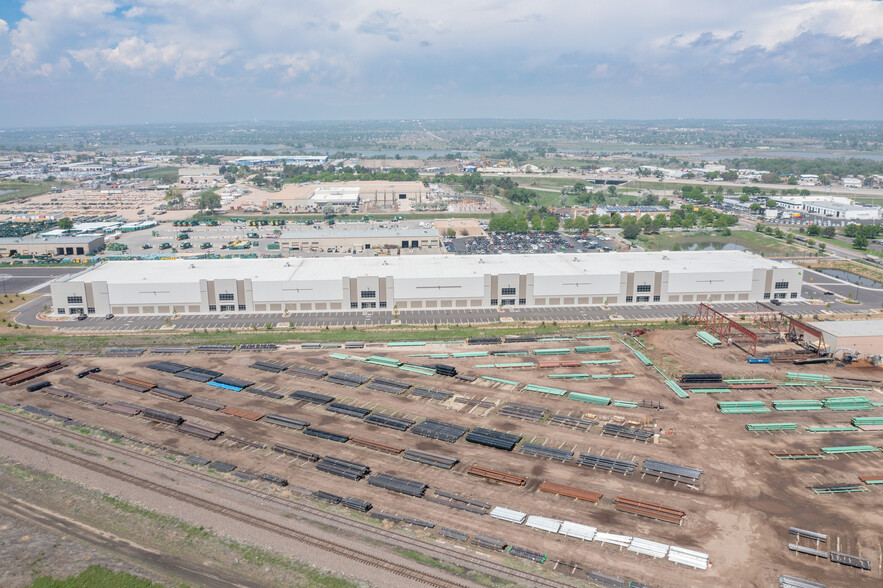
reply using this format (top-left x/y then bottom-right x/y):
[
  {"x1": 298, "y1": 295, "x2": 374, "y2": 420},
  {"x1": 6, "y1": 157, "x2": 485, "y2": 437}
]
[{"x1": 48, "y1": 250, "x2": 803, "y2": 317}]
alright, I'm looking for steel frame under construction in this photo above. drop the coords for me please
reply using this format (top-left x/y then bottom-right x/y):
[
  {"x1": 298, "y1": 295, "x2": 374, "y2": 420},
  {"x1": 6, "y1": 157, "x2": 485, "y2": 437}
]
[
  {"x1": 785, "y1": 317, "x2": 826, "y2": 356},
  {"x1": 693, "y1": 303, "x2": 759, "y2": 356}
]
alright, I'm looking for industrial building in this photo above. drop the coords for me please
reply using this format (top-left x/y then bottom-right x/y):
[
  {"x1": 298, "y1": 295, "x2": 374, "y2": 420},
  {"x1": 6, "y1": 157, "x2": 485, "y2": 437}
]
[
  {"x1": 774, "y1": 196, "x2": 880, "y2": 220},
  {"x1": 279, "y1": 228, "x2": 441, "y2": 252},
  {"x1": 266, "y1": 181, "x2": 427, "y2": 210},
  {"x1": 49, "y1": 250, "x2": 802, "y2": 317},
  {"x1": 809, "y1": 320, "x2": 883, "y2": 359},
  {"x1": 0, "y1": 234, "x2": 105, "y2": 258}
]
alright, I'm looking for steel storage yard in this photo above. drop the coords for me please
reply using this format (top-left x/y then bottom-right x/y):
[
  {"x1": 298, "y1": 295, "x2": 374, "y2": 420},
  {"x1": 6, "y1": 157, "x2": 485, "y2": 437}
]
[{"x1": 48, "y1": 250, "x2": 802, "y2": 316}]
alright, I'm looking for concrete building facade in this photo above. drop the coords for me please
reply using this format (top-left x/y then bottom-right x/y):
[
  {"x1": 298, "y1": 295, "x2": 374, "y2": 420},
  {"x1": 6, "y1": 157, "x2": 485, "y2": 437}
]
[
  {"x1": 279, "y1": 228, "x2": 441, "y2": 252},
  {"x1": 0, "y1": 235, "x2": 105, "y2": 257},
  {"x1": 809, "y1": 320, "x2": 883, "y2": 359},
  {"x1": 49, "y1": 251, "x2": 802, "y2": 317}
]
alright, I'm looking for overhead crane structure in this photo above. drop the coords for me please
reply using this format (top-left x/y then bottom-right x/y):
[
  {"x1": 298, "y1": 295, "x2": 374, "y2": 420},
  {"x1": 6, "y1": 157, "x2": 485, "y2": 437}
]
[{"x1": 693, "y1": 303, "x2": 760, "y2": 356}]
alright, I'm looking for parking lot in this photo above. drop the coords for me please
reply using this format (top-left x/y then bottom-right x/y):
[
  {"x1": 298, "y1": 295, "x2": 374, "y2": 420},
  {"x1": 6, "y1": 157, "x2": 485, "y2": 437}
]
[{"x1": 448, "y1": 231, "x2": 611, "y2": 254}]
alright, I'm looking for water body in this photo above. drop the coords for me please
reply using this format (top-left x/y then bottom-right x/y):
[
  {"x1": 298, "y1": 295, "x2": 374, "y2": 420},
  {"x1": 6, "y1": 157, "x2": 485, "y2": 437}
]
[
  {"x1": 686, "y1": 243, "x2": 746, "y2": 252},
  {"x1": 815, "y1": 268, "x2": 883, "y2": 288},
  {"x1": 0, "y1": 190, "x2": 13, "y2": 196}
]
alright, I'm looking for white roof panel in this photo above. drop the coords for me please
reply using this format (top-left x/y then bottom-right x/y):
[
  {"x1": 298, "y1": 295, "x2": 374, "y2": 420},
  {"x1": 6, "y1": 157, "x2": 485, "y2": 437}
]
[{"x1": 67, "y1": 250, "x2": 797, "y2": 286}]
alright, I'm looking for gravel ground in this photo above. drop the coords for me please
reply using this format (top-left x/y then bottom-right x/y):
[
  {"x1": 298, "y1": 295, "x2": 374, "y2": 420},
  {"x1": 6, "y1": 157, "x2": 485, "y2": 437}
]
[
  {"x1": 0, "y1": 498, "x2": 169, "y2": 588},
  {"x1": 0, "y1": 422, "x2": 480, "y2": 588}
]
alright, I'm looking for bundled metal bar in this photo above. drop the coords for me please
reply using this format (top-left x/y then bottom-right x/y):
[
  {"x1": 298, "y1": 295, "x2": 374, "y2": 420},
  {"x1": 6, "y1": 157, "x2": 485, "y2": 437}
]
[
  {"x1": 789, "y1": 527, "x2": 827, "y2": 543},
  {"x1": 466, "y1": 465, "x2": 526, "y2": 486},
  {"x1": 349, "y1": 437, "x2": 404, "y2": 455},
  {"x1": 538, "y1": 480, "x2": 602, "y2": 504},
  {"x1": 576, "y1": 452, "x2": 638, "y2": 474},
  {"x1": 289, "y1": 389, "x2": 334, "y2": 404},
  {"x1": 519, "y1": 443, "x2": 573, "y2": 462},
  {"x1": 303, "y1": 427, "x2": 349, "y2": 443},
  {"x1": 403, "y1": 448, "x2": 459, "y2": 469},
  {"x1": 272, "y1": 443, "x2": 320, "y2": 461},
  {"x1": 410, "y1": 419, "x2": 469, "y2": 443},
  {"x1": 465, "y1": 427, "x2": 522, "y2": 451},
  {"x1": 788, "y1": 544, "x2": 829, "y2": 558},
  {"x1": 367, "y1": 473, "x2": 428, "y2": 497},
  {"x1": 316, "y1": 456, "x2": 371, "y2": 480},
  {"x1": 364, "y1": 413, "x2": 415, "y2": 431},
  {"x1": 264, "y1": 414, "x2": 310, "y2": 430}
]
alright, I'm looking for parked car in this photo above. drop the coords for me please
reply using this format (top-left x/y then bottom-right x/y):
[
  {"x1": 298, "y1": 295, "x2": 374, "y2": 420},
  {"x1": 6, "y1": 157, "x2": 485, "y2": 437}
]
[
  {"x1": 76, "y1": 314, "x2": 87, "y2": 320},
  {"x1": 105, "y1": 313, "x2": 114, "y2": 319}
]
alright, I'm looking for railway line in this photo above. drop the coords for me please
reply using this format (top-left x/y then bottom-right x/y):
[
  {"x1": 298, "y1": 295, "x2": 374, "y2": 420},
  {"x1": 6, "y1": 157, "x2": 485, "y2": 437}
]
[{"x1": 0, "y1": 410, "x2": 575, "y2": 588}]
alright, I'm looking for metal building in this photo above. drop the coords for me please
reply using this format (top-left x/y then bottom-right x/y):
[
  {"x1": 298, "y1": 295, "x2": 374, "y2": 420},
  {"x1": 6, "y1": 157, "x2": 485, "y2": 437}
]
[{"x1": 48, "y1": 250, "x2": 803, "y2": 317}]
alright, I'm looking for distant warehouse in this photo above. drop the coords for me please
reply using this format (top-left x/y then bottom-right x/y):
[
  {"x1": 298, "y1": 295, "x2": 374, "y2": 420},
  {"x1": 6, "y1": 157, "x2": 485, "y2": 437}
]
[
  {"x1": 48, "y1": 250, "x2": 802, "y2": 317},
  {"x1": 0, "y1": 234, "x2": 105, "y2": 258},
  {"x1": 279, "y1": 227, "x2": 441, "y2": 252}
]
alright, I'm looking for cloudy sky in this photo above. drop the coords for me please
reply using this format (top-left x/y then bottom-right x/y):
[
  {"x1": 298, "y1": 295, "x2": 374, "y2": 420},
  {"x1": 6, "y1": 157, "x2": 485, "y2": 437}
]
[{"x1": 1, "y1": 0, "x2": 883, "y2": 126}]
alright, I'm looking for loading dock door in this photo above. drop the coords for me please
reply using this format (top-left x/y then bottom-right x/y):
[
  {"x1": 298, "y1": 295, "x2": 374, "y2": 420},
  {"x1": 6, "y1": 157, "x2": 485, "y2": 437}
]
[
  {"x1": 401, "y1": 240, "x2": 409, "y2": 248},
  {"x1": 411, "y1": 240, "x2": 418, "y2": 248}
]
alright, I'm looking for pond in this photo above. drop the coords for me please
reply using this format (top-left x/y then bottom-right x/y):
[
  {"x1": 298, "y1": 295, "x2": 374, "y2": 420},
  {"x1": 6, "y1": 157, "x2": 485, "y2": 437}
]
[
  {"x1": 815, "y1": 268, "x2": 883, "y2": 289},
  {"x1": 0, "y1": 190, "x2": 13, "y2": 196},
  {"x1": 686, "y1": 242, "x2": 746, "y2": 251}
]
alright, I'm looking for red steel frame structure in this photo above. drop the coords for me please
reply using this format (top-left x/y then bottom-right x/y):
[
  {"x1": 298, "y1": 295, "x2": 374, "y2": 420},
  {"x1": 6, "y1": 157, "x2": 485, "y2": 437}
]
[
  {"x1": 693, "y1": 303, "x2": 759, "y2": 356},
  {"x1": 786, "y1": 317, "x2": 826, "y2": 355}
]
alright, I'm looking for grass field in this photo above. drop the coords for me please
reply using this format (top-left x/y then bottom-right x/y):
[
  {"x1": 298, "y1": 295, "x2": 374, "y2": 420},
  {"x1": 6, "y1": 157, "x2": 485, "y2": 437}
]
[
  {"x1": 636, "y1": 230, "x2": 811, "y2": 257},
  {"x1": 27, "y1": 566, "x2": 165, "y2": 588},
  {"x1": 0, "y1": 181, "x2": 68, "y2": 204}
]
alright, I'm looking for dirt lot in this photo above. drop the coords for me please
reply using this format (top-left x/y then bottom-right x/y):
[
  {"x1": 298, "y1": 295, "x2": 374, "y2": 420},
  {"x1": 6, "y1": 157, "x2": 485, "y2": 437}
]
[{"x1": 1, "y1": 334, "x2": 881, "y2": 587}]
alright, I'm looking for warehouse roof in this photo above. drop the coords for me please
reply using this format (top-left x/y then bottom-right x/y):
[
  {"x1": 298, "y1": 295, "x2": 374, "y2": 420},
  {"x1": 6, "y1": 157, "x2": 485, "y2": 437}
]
[
  {"x1": 65, "y1": 250, "x2": 796, "y2": 285},
  {"x1": 280, "y1": 228, "x2": 438, "y2": 240},
  {"x1": 809, "y1": 320, "x2": 883, "y2": 338}
]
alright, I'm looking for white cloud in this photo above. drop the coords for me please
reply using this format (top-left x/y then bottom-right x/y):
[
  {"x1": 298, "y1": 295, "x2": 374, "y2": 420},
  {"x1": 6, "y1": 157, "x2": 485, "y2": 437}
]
[
  {"x1": 71, "y1": 37, "x2": 180, "y2": 73},
  {"x1": 0, "y1": 19, "x2": 8, "y2": 36}
]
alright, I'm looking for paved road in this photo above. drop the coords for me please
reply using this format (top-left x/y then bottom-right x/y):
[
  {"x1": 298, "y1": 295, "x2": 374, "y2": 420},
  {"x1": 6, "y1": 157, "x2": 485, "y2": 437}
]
[
  {"x1": 0, "y1": 266, "x2": 85, "y2": 295},
  {"x1": 12, "y1": 295, "x2": 864, "y2": 332}
]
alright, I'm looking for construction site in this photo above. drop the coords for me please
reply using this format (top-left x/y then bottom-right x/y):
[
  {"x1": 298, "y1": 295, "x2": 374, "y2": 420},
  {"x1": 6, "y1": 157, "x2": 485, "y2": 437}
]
[{"x1": 0, "y1": 321, "x2": 880, "y2": 588}]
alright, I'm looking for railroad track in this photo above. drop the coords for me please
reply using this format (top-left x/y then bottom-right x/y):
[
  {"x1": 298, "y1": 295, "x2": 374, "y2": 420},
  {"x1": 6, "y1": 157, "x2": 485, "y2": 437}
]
[
  {"x1": 0, "y1": 411, "x2": 573, "y2": 588},
  {"x1": 0, "y1": 427, "x2": 466, "y2": 588}
]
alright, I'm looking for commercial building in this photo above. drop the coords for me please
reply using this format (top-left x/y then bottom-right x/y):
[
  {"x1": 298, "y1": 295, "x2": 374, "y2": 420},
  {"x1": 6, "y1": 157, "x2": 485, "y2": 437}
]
[
  {"x1": 773, "y1": 196, "x2": 880, "y2": 220},
  {"x1": 279, "y1": 228, "x2": 441, "y2": 252},
  {"x1": 809, "y1": 320, "x2": 883, "y2": 359},
  {"x1": 49, "y1": 250, "x2": 802, "y2": 317},
  {"x1": 0, "y1": 235, "x2": 105, "y2": 258},
  {"x1": 266, "y1": 181, "x2": 427, "y2": 210}
]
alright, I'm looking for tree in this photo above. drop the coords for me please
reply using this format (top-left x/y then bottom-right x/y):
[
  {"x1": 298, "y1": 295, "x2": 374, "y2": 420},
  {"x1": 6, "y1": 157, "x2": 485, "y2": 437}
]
[
  {"x1": 621, "y1": 223, "x2": 641, "y2": 239},
  {"x1": 542, "y1": 216, "x2": 559, "y2": 232},
  {"x1": 164, "y1": 186, "x2": 183, "y2": 207},
  {"x1": 607, "y1": 185, "x2": 617, "y2": 198},
  {"x1": 197, "y1": 190, "x2": 221, "y2": 213},
  {"x1": 765, "y1": 199, "x2": 777, "y2": 208},
  {"x1": 761, "y1": 172, "x2": 781, "y2": 184},
  {"x1": 587, "y1": 214, "x2": 600, "y2": 226},
  {"x1": 445, "y1": 228, "x2": 456, "y2": 238},
  {"x1": 821, "y1": 226, "x2": 836, "y2": 238},
  {"x1": 57, "y1": 217, "x2": 73, "y2": 231},
  {"x1": 572, "y1": 216, "x2": 588, "y2": 232},
  {"x1": 672, "y1": 242, "x2": 682, "y2": 251},
  {"x1": 818, "y1": 242, "x2": 826, "y2": 252},
  {"x1": 739, "y1": 194, "x2": 750, "y2": 202},
  {"x1": 749, "y1": 203, "x2": 762, "y2": 212},
  {"x1": 853, "y1": 235, "x2": 869, "y2": 250},
  {"x1": 806, "y1": 225, "x2": 821, "y2": 236}
]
